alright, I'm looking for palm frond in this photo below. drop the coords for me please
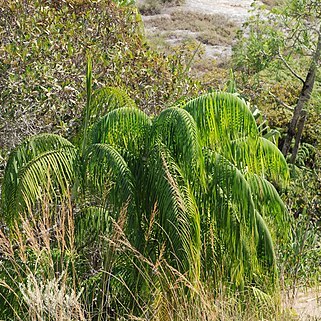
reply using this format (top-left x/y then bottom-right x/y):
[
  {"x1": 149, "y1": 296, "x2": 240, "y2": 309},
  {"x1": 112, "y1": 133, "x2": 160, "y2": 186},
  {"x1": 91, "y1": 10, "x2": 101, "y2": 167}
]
[
  {"x1": 86, "y1": 87, "x2": 137, "y2": 127},
  {"x1": 75, "y1": 206, "x2": 111, "y2": 247},
  {"x1": 153, "y1": 107, "x2": 205, "y2": 186},
  {"x1": 1, "y1": 134, "x2": 76, "y2": 223},
  {"x1": 255, "y1": 211, "x2": 276, "y2": 270},
  {"x1": 205, "y1": 152, "x2": 257, "y2": 229},
  {"x1": 229, "y1": 137, "x2": 289, "y2": 185},
  {"x1": 90, "y1": 107, "x2": 152, "y2": 164},
  {"x1": 183, "y1": 92, "x2": 258, "y2": 149},
  {"x1": 145, "y1": 143, "x2": 201, "y2": 281},
  {"x1": 202, "y1": 152, "x2": 261, "y2": 287},
  {"x1": 83, "y1": 143, "x2": 135, "y2": 211},
  {"x1": 246, "y1": 174, "x2": 288, "y2": 230}
]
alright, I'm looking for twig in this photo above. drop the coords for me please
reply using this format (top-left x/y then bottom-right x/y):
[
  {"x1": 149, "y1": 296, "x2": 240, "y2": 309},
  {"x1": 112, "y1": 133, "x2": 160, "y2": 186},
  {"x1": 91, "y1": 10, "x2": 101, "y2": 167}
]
[
  {"x1": 268, "y1": 90, "x2": 294, "y2": 111},
  {"x1": 277, "y1": 48, "x2": 305, "y2": 84}
]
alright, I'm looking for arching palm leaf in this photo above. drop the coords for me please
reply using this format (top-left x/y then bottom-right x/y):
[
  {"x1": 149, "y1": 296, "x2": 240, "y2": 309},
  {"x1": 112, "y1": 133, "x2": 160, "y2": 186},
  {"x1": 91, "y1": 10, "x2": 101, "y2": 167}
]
[
  {"x1": 229, "y1": 136, "x2": 289, "y2": 185},
  {"x1": 82, "y1": 143, "x2": 135, "y2": 214},
  {"x1": 90, "y1": 107, "x2": 152, "y2": 167},
  {"x1": 247, "y1": 174, "x2": 287, "y2": 229},
  {"x1": 144, "y1": 143, "x2": 201, "y2": 281},
  {"x1": 85, "y1": 87, "x2": 137, "y2": 127},
  {"x1": 255, "y1": 211, "x2": 276, "y2": 270},
  {"x1": 183, "y1": 92, "x2": 258, "y2": 149},
  {"x1": 153, "y1": 107, "x2": 205, "y2": 186},
  {"x1": 2, "y1": 134, "x2": 76, "y2": 223},
  {"x1": 203, "y1": 152, "x2": 259, "y2": 283}
]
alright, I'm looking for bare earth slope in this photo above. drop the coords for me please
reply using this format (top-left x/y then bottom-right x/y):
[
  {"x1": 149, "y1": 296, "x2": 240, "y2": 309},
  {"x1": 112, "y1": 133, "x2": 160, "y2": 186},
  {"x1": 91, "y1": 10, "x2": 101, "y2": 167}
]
[
  {"x1": 178, "y1": 0, "x2": 254, "y2": 22},
  {"x1": 140, "y1": 0, "x2": 256, "y2": 61}
]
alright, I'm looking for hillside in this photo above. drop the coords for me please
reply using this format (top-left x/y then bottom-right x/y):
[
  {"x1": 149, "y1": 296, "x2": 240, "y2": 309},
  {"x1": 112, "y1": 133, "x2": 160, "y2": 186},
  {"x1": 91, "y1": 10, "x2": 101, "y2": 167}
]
[{"x1": 138, "y1": 0, "x2": 259, "y2": 61}]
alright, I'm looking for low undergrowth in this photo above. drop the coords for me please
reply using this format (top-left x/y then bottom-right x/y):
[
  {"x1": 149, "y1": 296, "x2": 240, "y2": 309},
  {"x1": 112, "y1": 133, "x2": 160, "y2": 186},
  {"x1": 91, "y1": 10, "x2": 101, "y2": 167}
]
[
  {"x1": 0, "y1": 198, "x2": 292, "y2": 321},
  {"x1": 138, "y1": 0, "x2": 185, "y2": 15}
]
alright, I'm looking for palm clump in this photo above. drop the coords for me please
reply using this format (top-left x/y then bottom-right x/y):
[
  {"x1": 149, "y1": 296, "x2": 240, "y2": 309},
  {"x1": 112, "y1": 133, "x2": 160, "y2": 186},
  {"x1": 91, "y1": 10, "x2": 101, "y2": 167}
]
[{"x1": 1, "y1": 66, "x2": 289, "y2": 318}]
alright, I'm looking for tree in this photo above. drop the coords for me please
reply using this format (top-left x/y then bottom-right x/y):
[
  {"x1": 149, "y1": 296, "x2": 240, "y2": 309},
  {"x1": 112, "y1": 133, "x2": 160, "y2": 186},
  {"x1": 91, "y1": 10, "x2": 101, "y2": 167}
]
[
  {"x1": 234, "y1": 0, "x2": 321, "y2": 163},
  {"x1": 0, "y1": 65, "x2": 289, "y2": 317}
]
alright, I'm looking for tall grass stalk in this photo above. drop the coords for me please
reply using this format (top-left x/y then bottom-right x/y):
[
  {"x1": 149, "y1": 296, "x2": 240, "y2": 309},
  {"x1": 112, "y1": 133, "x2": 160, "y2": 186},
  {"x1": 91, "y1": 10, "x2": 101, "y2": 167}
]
[
  {"x1": 0, "y1": 194, "x2": 291, "y2": 321},
  {"x1": 0, "y1": 194, "x2": 85, "y2": 321},
  {"x1": 98, "y1": 212, "x2": 284, "y2": 320}
]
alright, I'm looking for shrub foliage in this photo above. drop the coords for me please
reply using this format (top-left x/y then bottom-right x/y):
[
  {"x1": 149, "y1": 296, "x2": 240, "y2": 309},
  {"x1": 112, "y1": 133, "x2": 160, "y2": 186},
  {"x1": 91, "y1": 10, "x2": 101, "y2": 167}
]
[{"x1": 0, "y1": 0, "x2": 197, "y2": 151}]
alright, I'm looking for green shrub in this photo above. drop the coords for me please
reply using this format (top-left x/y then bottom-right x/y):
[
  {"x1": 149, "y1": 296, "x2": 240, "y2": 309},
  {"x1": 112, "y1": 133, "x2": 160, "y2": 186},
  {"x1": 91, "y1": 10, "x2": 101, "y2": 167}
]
[{"x1": 0, "y1": 0, "x2": 198, "y2": 152}]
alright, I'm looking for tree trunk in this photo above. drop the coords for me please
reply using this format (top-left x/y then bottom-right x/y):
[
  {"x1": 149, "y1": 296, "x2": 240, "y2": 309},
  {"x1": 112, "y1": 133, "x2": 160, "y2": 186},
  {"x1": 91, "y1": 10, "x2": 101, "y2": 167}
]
[
  {"x1": 282, "y1": 29, "x2": 321, "y2": 157},
  {"x1": 290, "y1": 110, "x2": 307, "y2": 164}
]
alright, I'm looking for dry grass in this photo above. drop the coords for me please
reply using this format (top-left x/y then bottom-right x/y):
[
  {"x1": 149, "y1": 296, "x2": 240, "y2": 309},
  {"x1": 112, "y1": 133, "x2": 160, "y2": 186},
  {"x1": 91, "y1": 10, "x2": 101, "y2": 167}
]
[
  {"x1": 0, "y1": 196, "x2": 85, "y2": 321},
  {"x1": 101, "y1": 217, "x2": 286, "y2": 321},
  {"x1": 0, "y1": 195, "x2": 300, "y2": 321},
  {"x1": 138, "y1": 0, "x2": 185, "y2": 15},
  {"x1": 142, "y1": 9, "x2": 238, "y2": 75},
  {"x1": 1, "y1": 192, "x2": 315, "y2": 321},
  {"x1": 146, "y1": 11, "x2": 237, "y2": 46},
  {"x1": 19, "y1": 273, "x2": 85, "y2": 321}
]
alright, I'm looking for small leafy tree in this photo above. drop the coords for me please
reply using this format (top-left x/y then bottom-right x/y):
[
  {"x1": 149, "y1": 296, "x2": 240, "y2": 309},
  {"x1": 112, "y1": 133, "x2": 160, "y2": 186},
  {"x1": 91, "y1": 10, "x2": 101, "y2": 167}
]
[
  {"x1": 0, "y1": 0, "x2": 197, "y2": 152},
  {"x1": 234, "y1": 0, "x2": 321, "y2": 163}
]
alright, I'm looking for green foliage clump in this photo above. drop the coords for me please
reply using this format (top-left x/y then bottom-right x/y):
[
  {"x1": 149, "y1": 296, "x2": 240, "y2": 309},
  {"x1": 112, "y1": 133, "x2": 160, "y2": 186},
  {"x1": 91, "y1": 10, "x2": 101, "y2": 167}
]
[
  {"x1": 232, "y1": 0, "x2": 321, "y2": 152},
  {"x1": 0, "y1": 0, "x2": 197, "y2": 151},
  {"x1": 232, "y1": 0, "x2": 321, "y2": 223}
]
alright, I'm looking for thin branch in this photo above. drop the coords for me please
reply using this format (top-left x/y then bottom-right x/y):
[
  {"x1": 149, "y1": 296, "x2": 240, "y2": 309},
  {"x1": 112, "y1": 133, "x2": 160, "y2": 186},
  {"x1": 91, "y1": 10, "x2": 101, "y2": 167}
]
[
  {"x1": 277, "y1": 48, "x2": 305, "y2": 84},
  {"x1": 268, "y1": 91, "x2": 294, "y2": 111}
]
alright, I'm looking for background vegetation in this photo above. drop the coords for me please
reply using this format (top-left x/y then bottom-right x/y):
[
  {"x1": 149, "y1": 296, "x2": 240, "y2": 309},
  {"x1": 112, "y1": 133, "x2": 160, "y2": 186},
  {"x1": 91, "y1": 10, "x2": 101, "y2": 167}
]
[
  {"x1": 0, "y1": 0, "x2": 198, "y2": 153},
  {"x1": 137, "y1": 0, "x2": 185, "y2": 15}
]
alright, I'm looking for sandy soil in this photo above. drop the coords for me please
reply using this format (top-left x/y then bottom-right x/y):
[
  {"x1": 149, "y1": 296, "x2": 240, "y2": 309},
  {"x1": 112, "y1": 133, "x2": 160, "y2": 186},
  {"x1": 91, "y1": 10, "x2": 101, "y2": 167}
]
[
  {"x1": 140, "y1": 0, "x2": 257, "y2": 61},
  {"x1": 169, "y1": 0, "x2": 255, "y2": 23},
  {"x1": 285, "y1": 288, "x2": 321, "y2": 320}
]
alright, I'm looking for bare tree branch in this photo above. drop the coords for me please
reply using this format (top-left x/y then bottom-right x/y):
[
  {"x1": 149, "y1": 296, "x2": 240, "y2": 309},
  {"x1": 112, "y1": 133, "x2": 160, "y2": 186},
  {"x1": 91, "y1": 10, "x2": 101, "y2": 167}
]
[
  {"x1": 277, "y1": 48, "x2": 305, "y2": 83},
  {"x1": 268, "y1": 91, "x2": 294, "y2": 111}
]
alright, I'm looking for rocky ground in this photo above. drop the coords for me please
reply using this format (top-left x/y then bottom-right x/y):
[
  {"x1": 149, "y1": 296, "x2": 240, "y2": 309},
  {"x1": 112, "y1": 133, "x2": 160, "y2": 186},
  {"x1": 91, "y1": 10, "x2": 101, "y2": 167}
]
[
  {"x1": 286, "y1": 287, "x2": 321, "y2": 320},
  {"x1": 175, "y1": 0, "x2": 255, "y2": 22}
]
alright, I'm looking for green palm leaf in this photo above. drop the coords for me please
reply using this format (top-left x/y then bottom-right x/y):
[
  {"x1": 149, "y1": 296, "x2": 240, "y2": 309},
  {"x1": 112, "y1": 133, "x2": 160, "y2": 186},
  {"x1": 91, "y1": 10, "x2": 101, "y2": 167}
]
[
  {"x1": 247, "y1": 174, "x2": 287, "y2": 229},
  {"x1": 145, "y1": 143, "x2": 201, "y2": 281},
  {"x1": 203, "y1": 152, "x2": 258, "y2": 281},
  {"x1": 229, "y1": 137, "x2": 289, "y2": 185},
  {"x1": 75, "y1": 206, "x2": 111, "y2": 247},
  {"x1": 153, "y1": 107, "x2": 205, "y2": 186},
  {"x1": 183, "y1": 92, "x2": 258, "y2": 149},
  {"x1": 86, "y1": 87, "x2": 137, "y2": 127},
  {"x1": 1, "y1": 134, "x2": 76, "y2": 223},
  {"x1": 205, "y1": 152, "x2": 257, "y2": 229},
  {"x1": 90, "y1": 107, "x2": 152, "y2": 165},
  {"x1": 83, "y1": 143, "x2": 135, "y2": 212},
  {"x1": 255, "y1": 211, "x2": 276, "y2": 270}
]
